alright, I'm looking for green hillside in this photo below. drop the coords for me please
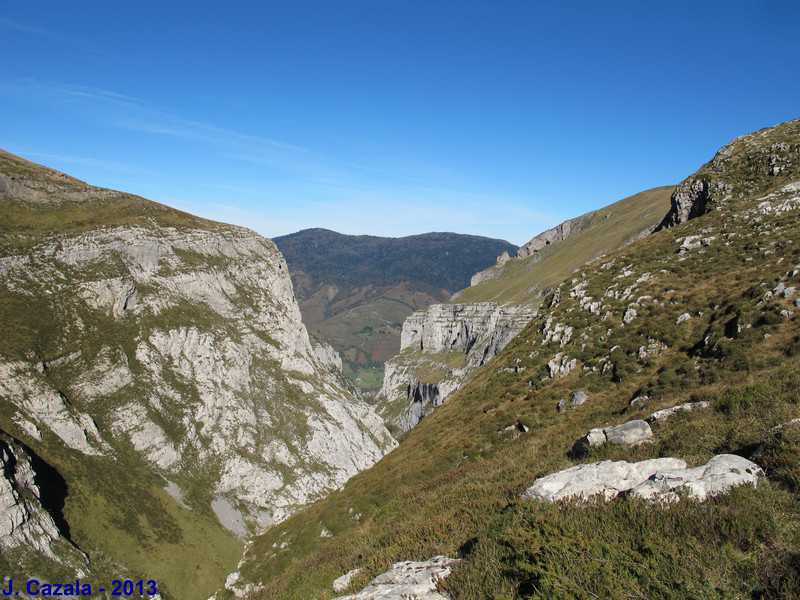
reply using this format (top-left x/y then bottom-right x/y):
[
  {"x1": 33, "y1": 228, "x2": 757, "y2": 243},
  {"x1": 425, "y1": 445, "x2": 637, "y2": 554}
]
[{"x1": 232, "y1": 119, "x2": 800, "y2": 599}]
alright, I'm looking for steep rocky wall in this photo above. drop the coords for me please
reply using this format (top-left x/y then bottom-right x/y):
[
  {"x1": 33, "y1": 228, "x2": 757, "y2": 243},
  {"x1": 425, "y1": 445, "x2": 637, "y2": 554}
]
[
  {"x1": 0, "y1": 169, "x2": 397, "y2": 549},
  {"x1": 376, "y1": 303, "x2": 537, "y2": 433}
]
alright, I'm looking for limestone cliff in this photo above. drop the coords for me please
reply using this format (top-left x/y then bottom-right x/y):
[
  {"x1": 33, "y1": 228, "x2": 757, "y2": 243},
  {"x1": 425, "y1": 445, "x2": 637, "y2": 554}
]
[
  {"x1": 0, "y1": 150, "x2": 396, "y2": 594},
  {"x1": 657, "y1": 117, "x2": 800, "y2": 229},
  {"x1": 376, "y1": 303, "x2": 537, "y2": 433}
]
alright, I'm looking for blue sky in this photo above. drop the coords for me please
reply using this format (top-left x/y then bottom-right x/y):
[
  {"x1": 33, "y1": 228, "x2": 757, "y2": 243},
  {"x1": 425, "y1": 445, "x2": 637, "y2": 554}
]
[{"x1": 2, "y1": 1, "x2": 798, "y2": 246}]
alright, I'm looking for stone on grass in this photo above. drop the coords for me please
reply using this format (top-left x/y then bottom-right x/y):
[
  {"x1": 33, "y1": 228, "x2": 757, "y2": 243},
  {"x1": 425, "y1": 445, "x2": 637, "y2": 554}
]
[
  {"x1": 648, "y1": 401, "x2": 710, "y2": 423},
  {"x1": 630, "y1": 454, "x2": 763, "y2": 502},
  {"x1": 522, "y1": 458, "x2": 685, "y2": 502},
  {"x1": 522, "y1": 455, "x2": 763, "y2": 504},
  {"x1": 572, "y1": 420, "x2": 652, "y2": 457},
  {"x1": 571, "y1": 391, "x2": 589, "y2": 406},
  {"x1": 332, "y1": 556, "x2": 459, "y2": 600}
]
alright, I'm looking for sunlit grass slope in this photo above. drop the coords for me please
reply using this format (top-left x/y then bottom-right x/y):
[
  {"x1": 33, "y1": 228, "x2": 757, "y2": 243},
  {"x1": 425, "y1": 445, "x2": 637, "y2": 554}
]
[
  {"x1": 453, "y1": 185, "x2": 673, "y2": 306},
  {"x1": 233, "y1": 119, "x2": 800, "y2": 600}
]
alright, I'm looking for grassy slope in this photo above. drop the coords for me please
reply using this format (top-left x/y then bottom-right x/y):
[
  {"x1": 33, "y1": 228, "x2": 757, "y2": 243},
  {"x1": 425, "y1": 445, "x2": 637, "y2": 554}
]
[
  {"x1": 453, "y1": 185, "x2": 674, "y2": 306},
  {"x1": 235, "y1": 124, "x2": 800, "y2": 599},
  {"x1": 0, "y1": 149, "x2": 244, "y2": 599}
]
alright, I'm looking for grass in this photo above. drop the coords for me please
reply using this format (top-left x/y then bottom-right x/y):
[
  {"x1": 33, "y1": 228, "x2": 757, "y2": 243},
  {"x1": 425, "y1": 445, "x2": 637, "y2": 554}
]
[
  {"x1": 234, "y1": 124, "x2": 800, "y2": 599},
  {"x1": 453, "y1": 186, "x2": 674, "y2": 306}
]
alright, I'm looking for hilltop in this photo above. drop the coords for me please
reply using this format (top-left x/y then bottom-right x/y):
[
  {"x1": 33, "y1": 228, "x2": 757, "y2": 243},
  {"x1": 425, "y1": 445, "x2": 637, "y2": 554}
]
[
  {"x1": 274, "y1": 228, "x2": 516, "y2": 393},
  {"x1": 229, "y1": 118, "x2": 800, "y2": 599}
]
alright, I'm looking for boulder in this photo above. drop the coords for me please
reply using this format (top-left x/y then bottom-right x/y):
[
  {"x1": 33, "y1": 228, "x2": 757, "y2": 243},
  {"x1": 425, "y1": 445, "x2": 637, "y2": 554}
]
[
  {"x1": 571, "y1": 391, "x2": 589, "y2": 405},
  {"x1": 630, "y1": 454, "x2": 763, "y2": 502},
  {"x1": 522, "y1": 455, "x2": 763, "y2": 504},
  {"x1": 605, "y1": 420, "x2": 652, "y2": 446},
  {"x1": 332, "y1": 556, "x2": 459, "y2": 600},
  {"x1": 522, "y1": 458, "x2": 685, "y2": 502}
]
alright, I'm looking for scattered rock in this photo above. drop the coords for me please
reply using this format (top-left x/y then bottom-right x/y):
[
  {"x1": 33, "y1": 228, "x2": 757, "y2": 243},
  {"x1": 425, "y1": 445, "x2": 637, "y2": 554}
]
[
  {"x1": 557, "y1": 399, "x2": 567, "y2": 413},
  {"x1": 630, "y1": 455, "x2": 763, "y2": 502},
  {"x1": 570, "y1": 391, "x2": 588, "y2": 406},
  {"x1": 333, "y1": 569, "x2": 362, "y2": 593},
  {"x1": 622, "y1": 307, "x2": 638, "y2": 325},
  {"x1": 676, "y1": 313, "x2": 692, "y2": 324},
  {"x1": 522, "y1": 458, "x2": 686, "y2": 502},
  {"x1": 332, "y1": 556, "x2": 460, "y2": 600},
  {"x1": 647, "y1": 401, "x2": 710, "y2": 423},
  {"x1": 604, "y1": 420, "x2": 652, "y2": 446}
]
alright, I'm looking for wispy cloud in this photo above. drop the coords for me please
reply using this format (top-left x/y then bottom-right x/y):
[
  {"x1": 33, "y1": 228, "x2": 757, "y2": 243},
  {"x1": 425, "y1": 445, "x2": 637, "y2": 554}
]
[
  {"x1": 18, "y1": 151, "x2": 150, "y2": 175},
  {"x1": 0, "y1": 17, "x2": 112, "y2": 56}
]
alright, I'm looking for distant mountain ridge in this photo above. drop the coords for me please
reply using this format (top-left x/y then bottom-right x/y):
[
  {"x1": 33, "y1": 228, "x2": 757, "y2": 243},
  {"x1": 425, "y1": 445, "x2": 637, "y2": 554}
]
[
  {"x1": 274, "y1": 228, "x2": 518, "y2": 300},
  {"x1": 274, "y1": 228, "x2": 517, "y2": 392}
]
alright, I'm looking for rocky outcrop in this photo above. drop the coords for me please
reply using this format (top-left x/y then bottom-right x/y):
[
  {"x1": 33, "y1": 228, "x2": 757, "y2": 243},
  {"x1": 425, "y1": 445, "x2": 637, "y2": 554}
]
[
  {"x1": 376, "y1": 303, "x2": 537, "y2": 433},
  {"x1": 515, "y1": 214, "x2": 593, "y2": 259},
  {"x1": 657, "y1": 118, "x2": 800, "y2": 230},
  {"x1": 332, "y1": 556, "x2": 460, "y2": 600},
  {"x1": 469, "y1": 215, "x2": 593, "y2": 287},
  {"x1": 0, "y1": 157, "x2": 397, "y2": 548},
  {"x1": 522, "y1": 455, "x2": 763, "y2": 503},
  {"x1": 0, "y1": 434, "x2": 88, "y2": 574}
]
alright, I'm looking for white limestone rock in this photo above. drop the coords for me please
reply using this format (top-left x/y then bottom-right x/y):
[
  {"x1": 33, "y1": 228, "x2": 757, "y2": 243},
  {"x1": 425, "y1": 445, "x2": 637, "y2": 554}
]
[
  {"x1": 332, "y1": 556, "x2": 460, "y2": 600},
  {"x1": 523, "y1": 455, "x2": 763, "y2": 503},
  {"x1": 0, "y1": 210, "x2": 397, "y2": 541},
  {"x1": 648, "y1": 401, "x2": 710, "y2": 423},
  {"x1": 630, "y1": 455, "x2": 763, "y2": 502},
  {"x1": 377, "y1": 302, "x2": 536, "y2": 433},
  {"x1": 522, "y1": 458, "x2": 686, "y2": 502},
  {"x1": 333, "y1": 568, "x2": 362, "y2": 593},
  {"x1": 0, "y1": 436, "x2": 88, "y2": 574},
  {"x1": 572, "y1": 420, "x2": 652, "y2": 457}
]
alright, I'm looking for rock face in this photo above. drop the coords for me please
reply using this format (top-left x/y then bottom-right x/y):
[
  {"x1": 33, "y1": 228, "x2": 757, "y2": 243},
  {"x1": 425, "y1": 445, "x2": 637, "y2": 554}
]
[
  {"x1": 332, "y1": 556, "x2": 460, "y2": 600},
  {"x1": 522, "y1": 455, "x2": 763, "y2": 503},
  {"x1": 657, "y1": 118, "x2": 800, "y2": 229},
  {"x1": 0, "y1": 434, "x2": 87, "y2": 572},
  {"x1": 376, "y1": 303, "x2": 537, "y2": 433},
  {"x1": 515, "y1": 214, "x2": 594, "y2": 259},
  {"x1": 0, "y1": 150, "x2": 396, "y2": 559}
]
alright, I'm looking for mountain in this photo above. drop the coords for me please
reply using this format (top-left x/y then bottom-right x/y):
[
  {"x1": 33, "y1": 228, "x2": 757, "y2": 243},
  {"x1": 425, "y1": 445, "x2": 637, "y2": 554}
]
[
  {"x1": 230, "y1": 118, "x2": 800, "y2": 599},
  {"x1": 376, "y1": 185, "x2": 673, "y2": 434},
  {"x1": 0, "y1": 150, "x2": 396, "y2": 600},
  {"x1": 273, "y1": 229, "x2": 517, "y2": 394}
]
